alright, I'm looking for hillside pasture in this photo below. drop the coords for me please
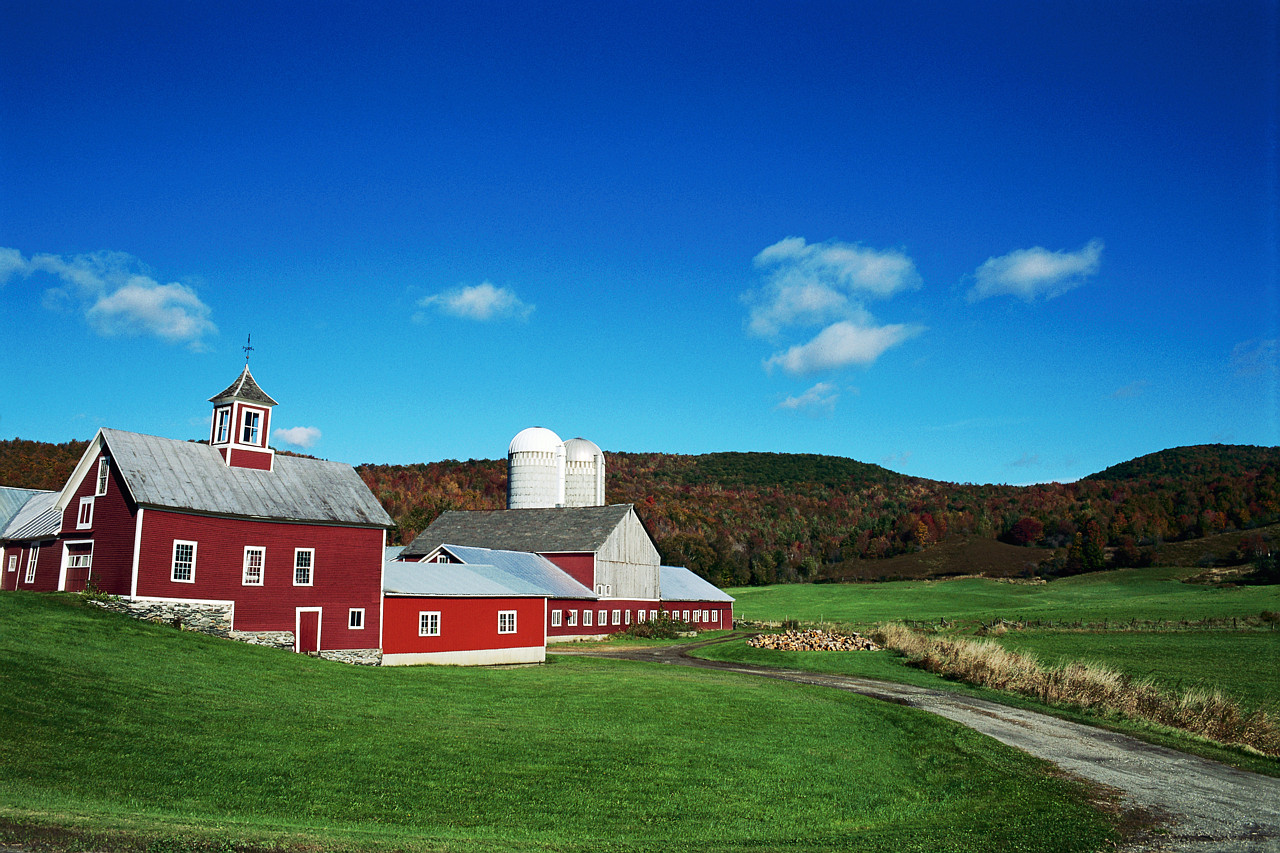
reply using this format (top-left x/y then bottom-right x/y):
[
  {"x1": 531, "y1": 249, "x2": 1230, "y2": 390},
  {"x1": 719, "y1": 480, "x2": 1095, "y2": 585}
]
[{"x1": 0, "y1": 592, "x2": 1117, "y2": 853}]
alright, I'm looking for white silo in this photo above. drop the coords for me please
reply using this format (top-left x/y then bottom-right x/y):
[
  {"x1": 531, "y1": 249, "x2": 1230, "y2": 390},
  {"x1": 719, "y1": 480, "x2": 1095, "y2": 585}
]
[
  {"x1": 564, "y1": 437, "x2": 605, "y2": 507},
  {"x1": 507, "y1": 427, "x2": 565, "y2": 509}
]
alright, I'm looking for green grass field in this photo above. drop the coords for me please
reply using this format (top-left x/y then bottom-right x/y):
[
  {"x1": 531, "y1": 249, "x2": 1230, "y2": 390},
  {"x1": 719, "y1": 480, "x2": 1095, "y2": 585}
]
[
  {"x1": 727, "y1": 566, "x2": 1280, "y2": 626},
  {"x1": 0, "y1": 592, "x2": 1117, "y2": 853}
]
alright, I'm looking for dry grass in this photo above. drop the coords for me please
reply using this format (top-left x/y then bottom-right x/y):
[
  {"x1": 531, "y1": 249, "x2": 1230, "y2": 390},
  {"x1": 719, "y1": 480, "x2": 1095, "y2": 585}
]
[{"x1": 873, "y1": 623, "x2": 1280, "y2": 756}]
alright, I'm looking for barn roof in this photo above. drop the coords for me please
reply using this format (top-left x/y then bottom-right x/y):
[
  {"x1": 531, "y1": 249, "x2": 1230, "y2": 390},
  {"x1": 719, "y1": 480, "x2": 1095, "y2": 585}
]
[
  {"x1": 1, "y1": 490, "x2": 61, "y2": 540},
  {"x1": 384, "y1": 547, "x2": 593, "y2": 598},
  {"x1": 660, "y1": 565, "x2": 735, "y2": 602},
  {"x1": 100, "y1": 428, "x2": 392, "y2": 527},
  {"x1": 401, "y1": 504, "x2": 636, "y2": 557},
  {"x1": 209, "y1": 365, "x2": 278, "y2": 406}
]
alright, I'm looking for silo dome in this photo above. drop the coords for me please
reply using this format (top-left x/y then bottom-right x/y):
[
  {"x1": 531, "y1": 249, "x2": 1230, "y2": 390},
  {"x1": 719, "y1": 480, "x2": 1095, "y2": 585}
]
[
  {"x1": 507, "y1": 427, "x2": 565, "y2": 509},
  {"x1": 564, "y1": 437, "x2": 606, "y2": 507}
]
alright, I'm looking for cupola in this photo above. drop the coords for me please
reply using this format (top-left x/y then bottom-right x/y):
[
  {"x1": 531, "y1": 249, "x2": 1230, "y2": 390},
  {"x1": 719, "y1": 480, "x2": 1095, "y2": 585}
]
[{"x1": 209, "y1": 365, "x2": 278, "y2": 471}]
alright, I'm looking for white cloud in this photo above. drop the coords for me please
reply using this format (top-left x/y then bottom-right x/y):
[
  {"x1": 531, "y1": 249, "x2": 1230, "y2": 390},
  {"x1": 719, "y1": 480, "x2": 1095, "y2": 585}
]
[
  {"x1": 1232, "y1": 338, "x2": 1278, "y2": 377},
  {"x1": 1008, "y1": 453, "x2": 1041, "y2": 468},
  {"x1": 274, "y1": 426, "x2": 322, "y2": 449},
  {"x1": 417, "y1": 281, "x2": 533, "y2": 322},
  {"x1": 0, "y1": 248, "x2": 216, "y2": 349},
  {"x1": 969, "y1": 239, "x2": 1103, "y2": 302},
  {"x1": 776, "y1": 381, "x2": 839, "y2": 412},
  {"x1": 747, "y1": 236, "x2": 921, "y2": 337},
  {"x1": 764, "y1": 320, "x2": 921, "y2": 375}
]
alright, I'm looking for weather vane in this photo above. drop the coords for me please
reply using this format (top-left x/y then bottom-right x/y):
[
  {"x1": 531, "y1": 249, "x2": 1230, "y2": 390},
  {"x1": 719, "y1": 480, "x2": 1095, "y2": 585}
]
[{"x1": 243, "y1": 333, "x2": 254, "y2": 364}]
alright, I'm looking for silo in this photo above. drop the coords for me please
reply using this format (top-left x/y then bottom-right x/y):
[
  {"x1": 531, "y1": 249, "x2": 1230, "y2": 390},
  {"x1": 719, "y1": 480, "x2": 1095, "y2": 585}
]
[
  {"x1": 507, "y1": 427, "x2": 565, "y2": 509},
  {"x1": 564, "y1": 437, "x2": 605, "y2": 507}
]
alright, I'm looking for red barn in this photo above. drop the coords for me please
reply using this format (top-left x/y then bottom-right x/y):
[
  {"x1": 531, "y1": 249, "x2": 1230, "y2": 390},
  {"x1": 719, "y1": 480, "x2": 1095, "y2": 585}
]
[
  {"x1": 382, "y1": 545, "x2": 594, "y2": 665},
  {"x1": 398, "y1": 505, "x2": 734, "y2": 640},
  {"x1": 0, "y1": 367, "x2": 392, "y2": 660}
]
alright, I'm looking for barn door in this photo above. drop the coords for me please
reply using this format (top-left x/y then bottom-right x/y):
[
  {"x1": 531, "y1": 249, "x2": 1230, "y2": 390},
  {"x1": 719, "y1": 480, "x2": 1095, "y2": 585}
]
[
  {"x1": 296, "y1": 607, "x2": 322, "y2": 654},
  {"x1": 63, "y1": 543, "x2": 93, "y2": 592}
]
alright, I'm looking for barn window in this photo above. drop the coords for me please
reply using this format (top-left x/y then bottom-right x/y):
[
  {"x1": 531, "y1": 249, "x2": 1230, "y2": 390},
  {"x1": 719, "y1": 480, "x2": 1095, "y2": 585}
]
[
  {"x1": 76, "y1": 497, "x2": 94, "y2": 529},
  {"x1": 25, "y1": 547, "x2": 39, "y2": 583},
  {"x1": 583, "y1": 609, "x2": 592, "y2": 627},
  {"x1": 65, "y1": 543, "x2": 93, "y2": 570},
  {"x1": 241, "y1": 410, "x2": 261, "y2": 444},
  {"x1": 598, "y1": 609, "x2": 607, "y2": 626},
  {"x1": 650, "y1": 610, "x2": 658, "y2": 621},
  {"x1": 242, "y1": 547, "x2": 265, "y2": 585},
  {"x1": 96, "y1": 457, "x2": 110, "y2": 496},
  {"x1": 551, "y1": 609, "x2": 562, "y2": 627},
  {"x1": 214, "y1": 408, "x2": 231, "y2": 443},
  {"x1": 349, "y1": 608, "x2": 364, "y2": 629},
  {"x1": 293, "y1": 549, "x2": 314, "y2": 586},
  {"x1": 611, "y1": 609, "x2": 621, "y2": 626},
  {"x1": 171, "y1": 541, "x2": 196, "y2": 583},
  {"x1": 498, "y1": 610, "x2": 517, "y2": 634},
  {"x1": 712, "y1": 610, "x2": 720, "y2": 623},
  {"x1": 624, "y1": 610, "x2": 631, "y2": 625},
  {"x1": 683, "y1": 610, "x2": 690, "y2": 622},
  {"x1": 6, "y1": 555, "x2": 16, "y2": 573},
  {"x1": 567, "y1": 609, "x2": 577, "y2": 627},
  {"x1": 419, "y1": 611, "x2": 440, "y2": 636}
]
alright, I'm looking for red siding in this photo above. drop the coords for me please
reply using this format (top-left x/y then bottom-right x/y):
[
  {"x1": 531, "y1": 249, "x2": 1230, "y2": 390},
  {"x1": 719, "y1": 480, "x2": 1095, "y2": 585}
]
[
  {"x1": 540, "y1": 552, "x2": 594, "y2": 589},
  {"x1": 61, "y1": 451, "x2": 137, "y2": 595},
  {"x1": 383, "y1": 596, "x2": 544, "y2": 655},
  {"x1": 5, "y1": 543, "x2": 57, "y2": 591},
  {"x1": 226, "y1": 447, "x2": 273, "y2": 470},
  {"x1": 135, "y1": 510, "x2": 383, "y2": 650}
]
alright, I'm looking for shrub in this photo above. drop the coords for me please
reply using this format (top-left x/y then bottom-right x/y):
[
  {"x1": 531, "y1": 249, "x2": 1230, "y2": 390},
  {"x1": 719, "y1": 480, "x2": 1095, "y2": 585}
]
[{"x1": 624, "y1": 613, "x2": 695, "y2": 639}]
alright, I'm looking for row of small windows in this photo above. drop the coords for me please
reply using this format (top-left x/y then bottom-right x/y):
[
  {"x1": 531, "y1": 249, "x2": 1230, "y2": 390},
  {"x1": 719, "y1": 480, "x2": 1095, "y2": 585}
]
[
  {"x1": 418, "y1": 610, "x2": 518, "y2": 637},
  {"x1": 168, "y1": 540, "x2": 316, "y2": 586},
  {"x1": 7, "y1": 544, "x2": 95, "y2": 585},
  {"x1": 549, "y1": 608, "x2": 721, "y2": 628}
]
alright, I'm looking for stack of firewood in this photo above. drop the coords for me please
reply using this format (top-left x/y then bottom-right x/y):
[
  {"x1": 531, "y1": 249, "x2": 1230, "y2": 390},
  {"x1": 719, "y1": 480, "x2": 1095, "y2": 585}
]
[{"x1": 747, "y1": 629, "x2": 879, "y2": 652}]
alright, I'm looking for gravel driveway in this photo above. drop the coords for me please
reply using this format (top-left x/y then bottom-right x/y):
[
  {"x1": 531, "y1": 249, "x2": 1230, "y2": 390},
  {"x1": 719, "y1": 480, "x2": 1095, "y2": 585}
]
[{"x1": 560, "y1": 635, "x2": 1280, "y2": 853}]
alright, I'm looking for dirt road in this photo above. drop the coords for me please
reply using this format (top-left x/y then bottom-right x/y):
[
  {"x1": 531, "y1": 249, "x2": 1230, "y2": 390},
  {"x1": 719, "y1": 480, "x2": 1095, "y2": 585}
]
[{"x1": 560, "y1": 635, "x2": 1280, "y2": 852}]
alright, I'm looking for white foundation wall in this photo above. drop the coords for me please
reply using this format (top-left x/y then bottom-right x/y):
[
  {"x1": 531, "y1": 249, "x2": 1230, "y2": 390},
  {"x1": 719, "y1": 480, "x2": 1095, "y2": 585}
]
[{"x1": 381, "y1": 645, "x2": 545, "y2": 666}]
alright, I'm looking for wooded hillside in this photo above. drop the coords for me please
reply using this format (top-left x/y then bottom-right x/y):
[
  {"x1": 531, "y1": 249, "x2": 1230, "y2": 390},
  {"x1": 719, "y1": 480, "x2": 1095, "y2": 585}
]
[{"x1": 5, "y1": 438, "x2": 1276, "y2": 586}]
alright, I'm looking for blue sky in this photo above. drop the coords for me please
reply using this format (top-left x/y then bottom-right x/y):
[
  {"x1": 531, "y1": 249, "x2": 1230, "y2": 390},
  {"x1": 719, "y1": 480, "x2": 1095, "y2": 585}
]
[{"x1": 1, "y1": 0, "x2": 1276, "y2": 485}]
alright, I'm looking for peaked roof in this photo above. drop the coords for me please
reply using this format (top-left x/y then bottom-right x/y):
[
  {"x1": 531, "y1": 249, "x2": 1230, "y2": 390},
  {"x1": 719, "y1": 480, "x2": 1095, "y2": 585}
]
[
  {"x1": 99, "y1": 428, "x2": 391, "y2": 527},
  {"x1": 209, "y1": 366, "x2": 278, "y2": 406},
  {"x1": 385, "y1": 545, "x2": 595, "y2": 598},
  {"x1": 1, "y1": 489, "x2": 61, "y2": 540},
  {"x1": 401, "y1": 504, "x2": 637, "y2": 558},
  {"x1": 659, "y1": 565, "x2": 735, "y2": 602}
]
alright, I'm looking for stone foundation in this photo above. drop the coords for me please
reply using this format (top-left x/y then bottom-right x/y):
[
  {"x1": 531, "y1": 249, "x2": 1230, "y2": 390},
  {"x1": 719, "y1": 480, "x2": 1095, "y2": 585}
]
[
  {"x1": 320, "y1": 648, "x2": 383, "y2": 666},
  {"x1": 89, "y1": 598, "x2": 382, "y2": 665}
]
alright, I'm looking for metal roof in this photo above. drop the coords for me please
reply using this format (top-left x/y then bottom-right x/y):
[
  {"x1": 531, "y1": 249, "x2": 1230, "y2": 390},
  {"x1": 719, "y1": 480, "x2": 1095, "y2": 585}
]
[
  {"x1": 442, "y1": 545, "x2": 595, "y2": 598},
  {"x1": 384, "y1": 547, "x2": 594, "y2": 598},
  {"x1": 2, "y1": 491, "x2": 62, "y2": 540},
  {"x1": 402, "y1": 504, "x2": 635, "y2": 557},
  {"x1": 101, "y1": 428, "x2": 392, "y2": 527},
  {"x1": 208, "y1": 366, "x2": 278, "y2": 406},
  {"x1": 659, "y1": 565, "x2": 735, "y2": 602},
  {"x1": 0, "y1": 487, "x2": 49, "y2": 527}
]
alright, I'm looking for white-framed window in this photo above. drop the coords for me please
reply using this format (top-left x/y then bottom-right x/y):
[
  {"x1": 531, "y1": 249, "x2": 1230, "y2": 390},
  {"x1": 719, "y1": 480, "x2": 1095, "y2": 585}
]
[
  {"x1": 214, "y1": 408, "x2": 231, "y2": 443},
  {"x1": 242, "y1": 546, "x2": 265, "y2": 585},
  {"x1": 419, "y1": 611, "x2": 440, "y2": 636},
  {"x1": 551, "y1": 609, "x2": 562, "y2": 627},
  {"x1": 649, "y1": 610, "x2": 658, "y2": 621},
  {"x1": 624, "y1": 609, "x2": 631, "y2": 625},
  {"x1": 611, "y1": 609, "x2": 621, "y2": 626},
  {"x1": 498, "y1": 610, "x2": 517, "y2": 634},
  {"x1": 242, "y1": 409, "x2": 261, "y2": 445},
  {"x1": 25, "y1": 547, "x2": 38, "y2": 583},
  {"x1": 293, "y1": 548, "x2": 314, "y2": 586},
  {"x1": 96, "y1": 457, "x2": 110, "y2": 496},
  {"x1": 76, "y1": 497, "x2": 94, "y2": 529},
  {"x1": 683, "y1": 610, "x2": 691, "y2": 622},
  {"x1": 598, "y1": 609, "x2": 607, "y2": 626},
  {"x1": 433, "y1": 553, "x2": 451, "y2": 563},
  {"x1": 349, "y1": 608, "x2": 364, "y2": 629},
  {"x1": 712, "y1": 610, "x2": 720, "y2": 623},
  {"x1": 65, "y1": 543, "x2": 93, "y2": 570},
  {"x1": 567, "y1": 609, "x2": 578, "y2": 627},
  {"x1": 171, "y1": 540, "x2": 196, "y2": 583},
  {"x1": 583, "y1": 609, "x2": 593, "y2": 627},
  {"x1": 6, "y1": 555, "x2": 16, "y2": 573}
]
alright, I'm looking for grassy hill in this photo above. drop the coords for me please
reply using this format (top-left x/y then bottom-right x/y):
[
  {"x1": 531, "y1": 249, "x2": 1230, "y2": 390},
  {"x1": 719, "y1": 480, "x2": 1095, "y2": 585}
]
[{"x1": 0, "y1": 592, "x2": 1117, "y2": 853}]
